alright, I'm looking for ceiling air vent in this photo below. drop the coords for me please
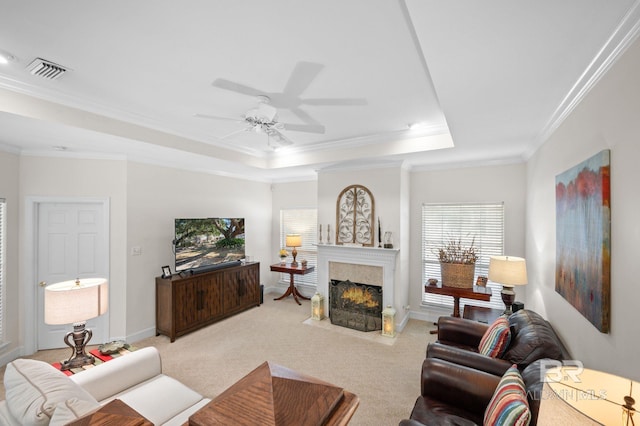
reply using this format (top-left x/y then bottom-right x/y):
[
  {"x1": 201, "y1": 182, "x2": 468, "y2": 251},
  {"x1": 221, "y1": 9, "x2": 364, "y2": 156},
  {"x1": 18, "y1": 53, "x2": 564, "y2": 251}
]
[{"x1": 26, "y1": 58, "x2": 68, "y2": 80}]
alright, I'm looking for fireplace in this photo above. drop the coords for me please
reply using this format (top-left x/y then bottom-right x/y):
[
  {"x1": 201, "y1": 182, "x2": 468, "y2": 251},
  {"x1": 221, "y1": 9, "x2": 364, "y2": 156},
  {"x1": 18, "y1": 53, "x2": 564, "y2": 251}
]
[
  {"x1": 317, "y1": 245, "x2": 399, "y2": 323},
  {"x1": 329, "y1": 279, "x2": 382, "y2": 332}
]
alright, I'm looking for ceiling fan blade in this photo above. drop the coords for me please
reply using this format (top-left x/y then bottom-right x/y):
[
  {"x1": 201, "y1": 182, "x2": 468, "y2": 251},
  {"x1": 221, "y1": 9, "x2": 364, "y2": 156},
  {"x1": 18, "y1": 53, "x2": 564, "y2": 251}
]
[
  {"x1": 290, "y1": 107, "x2": 322, "y2": 126},
  {"x1": 302, "y1": 98, "x2": 368, "y2": 106},
  {"x1": 282, "y1": 62, "x2": 324, "y2": 97},
  {"x1": 211, "y1": 78, "x2": 263, "y2": 97},
  {"x1": 194, "y1": 113, "x2": 244, "y2": 123},
  {"x1": 268, "y1": 129, "x2": 294, "y2": 146},
  {"x1": 282, "y1": 123, "x2": 325, "y2": 134},
  {"x1": 220, "y1": 127, "x2": 251, "y2": 140}
]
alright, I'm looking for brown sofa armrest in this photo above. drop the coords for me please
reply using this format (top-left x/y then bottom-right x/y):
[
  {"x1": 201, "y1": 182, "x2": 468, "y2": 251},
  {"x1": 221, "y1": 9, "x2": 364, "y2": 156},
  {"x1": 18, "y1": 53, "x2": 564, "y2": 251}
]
[
  {"x1": 436, "y1": 316, "x2": 488, "y2": 348},
  {"x1": 420, "y1": 358, "x2": 501, "y2": 415},
  {"x1": 426, "y1": 342, "x2": 513, "y2": 377}
]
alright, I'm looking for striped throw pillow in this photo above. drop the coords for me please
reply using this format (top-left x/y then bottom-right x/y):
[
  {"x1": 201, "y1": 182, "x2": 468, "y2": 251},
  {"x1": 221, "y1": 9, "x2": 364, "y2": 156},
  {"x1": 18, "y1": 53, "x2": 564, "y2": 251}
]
[
  {"x1": 478, "y1": 315, "x2": 511, "y2": 358},
  {"x1": 484, "y1": 365, "x2": 531, "y2": 426}
]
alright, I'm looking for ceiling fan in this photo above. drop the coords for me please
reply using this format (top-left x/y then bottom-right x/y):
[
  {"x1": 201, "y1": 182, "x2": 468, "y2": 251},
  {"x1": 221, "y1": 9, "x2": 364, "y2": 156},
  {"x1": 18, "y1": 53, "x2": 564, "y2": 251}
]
[
  {"x1": 197, "y1": 62, "x2": 367, "y2": 149},
  {"x1": 195, "y1": 95, "x2": 324, "y2": 148},
  {"x1": 210, "y1": 61, "x2": 367, "y2": 125}
]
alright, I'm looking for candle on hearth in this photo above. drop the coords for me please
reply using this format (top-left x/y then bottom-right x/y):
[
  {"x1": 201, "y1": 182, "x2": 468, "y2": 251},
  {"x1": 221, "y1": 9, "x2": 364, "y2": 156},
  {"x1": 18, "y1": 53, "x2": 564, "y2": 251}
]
[
  {"x1": 382, "y1": 305, "x2": 396, "y2": 337},
  {"x1": 311, "y1": 292, "x2": 325, "y2": 320}
]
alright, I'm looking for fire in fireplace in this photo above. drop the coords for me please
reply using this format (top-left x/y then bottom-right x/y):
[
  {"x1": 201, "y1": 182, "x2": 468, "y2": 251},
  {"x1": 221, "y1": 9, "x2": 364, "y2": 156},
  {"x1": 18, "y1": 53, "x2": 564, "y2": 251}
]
[{"x1": 329, "y1": 279, "x2": 382, "y2": 332}]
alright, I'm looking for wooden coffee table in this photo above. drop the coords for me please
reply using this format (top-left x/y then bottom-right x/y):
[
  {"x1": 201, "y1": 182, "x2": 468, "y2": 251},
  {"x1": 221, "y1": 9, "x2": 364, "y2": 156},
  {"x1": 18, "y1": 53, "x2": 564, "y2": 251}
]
[
  {"x1": 69, "y1": 399, "x2": 152, "y2": 426},
  {"x1": 189, "y1": 361, "x2": 359, "y2": 426}
]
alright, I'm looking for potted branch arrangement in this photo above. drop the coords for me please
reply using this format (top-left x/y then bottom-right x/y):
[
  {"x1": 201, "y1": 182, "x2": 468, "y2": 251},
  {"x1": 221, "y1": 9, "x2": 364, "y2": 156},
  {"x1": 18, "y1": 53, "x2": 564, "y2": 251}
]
[{"x1": 438, "y1": 237, "x2": 478, "y2": 288}]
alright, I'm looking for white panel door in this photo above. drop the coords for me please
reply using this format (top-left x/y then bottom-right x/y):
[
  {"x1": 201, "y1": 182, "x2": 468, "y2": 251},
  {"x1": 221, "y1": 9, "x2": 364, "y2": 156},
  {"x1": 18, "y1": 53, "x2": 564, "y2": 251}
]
[{"x1": 37, "y1": 202, "x2": 109, "y2": 350}]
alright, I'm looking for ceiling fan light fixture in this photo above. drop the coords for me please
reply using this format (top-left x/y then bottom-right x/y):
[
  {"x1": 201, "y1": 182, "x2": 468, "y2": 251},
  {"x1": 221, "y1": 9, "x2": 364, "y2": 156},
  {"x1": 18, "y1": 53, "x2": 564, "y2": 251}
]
[{"x1": 0, "y1": 49, "x2": 16, "y2": 65}]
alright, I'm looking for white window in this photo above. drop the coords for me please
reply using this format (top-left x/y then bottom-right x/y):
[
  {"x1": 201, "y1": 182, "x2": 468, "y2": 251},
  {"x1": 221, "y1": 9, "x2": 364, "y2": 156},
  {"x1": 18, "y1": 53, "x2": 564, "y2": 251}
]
[
  {"x1": 0, "y1": 198, "x2": 5, "y2": 341},
  {"x1": 421, "y1": 202, "x2": 505, "y2": 310},
  {"x1": 279, "y1": 209, "x2": 318, "y2": 286}
]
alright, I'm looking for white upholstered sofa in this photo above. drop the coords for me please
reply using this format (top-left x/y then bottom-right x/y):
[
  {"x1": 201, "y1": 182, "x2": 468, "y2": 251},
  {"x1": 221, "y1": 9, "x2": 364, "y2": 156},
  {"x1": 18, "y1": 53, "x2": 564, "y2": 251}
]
[{"x1": 0, "y1": 346, "x2": 211, "y2": 425}]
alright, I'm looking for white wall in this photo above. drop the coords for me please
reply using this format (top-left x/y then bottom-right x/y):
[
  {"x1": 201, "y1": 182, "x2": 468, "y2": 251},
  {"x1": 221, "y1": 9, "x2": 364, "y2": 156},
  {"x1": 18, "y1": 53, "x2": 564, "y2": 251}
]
[
  {"x1": 526, "y1": 34, "x2": 640, "y2": 380},
  {"x1": 0, "y1": 151, "x2": 19, "y2": 362},
  {"x1": 125, "y1": 162, "x2": 272, "y2": 340},
  {"x1": 409, "y1": 163, "x2": 527, "y2": 322}
]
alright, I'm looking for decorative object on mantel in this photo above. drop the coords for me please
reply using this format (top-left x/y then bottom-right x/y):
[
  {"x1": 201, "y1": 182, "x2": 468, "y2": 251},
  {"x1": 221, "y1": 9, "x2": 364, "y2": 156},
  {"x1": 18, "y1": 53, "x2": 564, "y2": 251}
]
[
  {"x1": 326, "y1": 224, "x2": 331, "y2": 244},
  {"x1": 438, "y1": 237, "x2": 478, "y2": 288},
  {"x1": 311, "y1": 292, "x2": 325, "y2": 320},
  {"x1": 381, "y1": 305, "x2": 396, "y2": 337},
  {"x1": 378, "y1": 217, "x2": 382, "y2": 248},
  {"x1": 555, "y1": 149, "x2": 610, "y2": 333},
  {"x1": 336, "y1": 184, "x2": 375, "y2": 246},
  {"x1": 318, "y1": 224, "x2": 323, "y2": 244},
  {"x1": 383, "y1": 231, "x2": 393, "y2": 248},
  {"x1": 286, "y1": 234, "x2": 302, "y2": 266},
  {"x1": 489, "y1": 255, "x2": 527, "y2": 315}
]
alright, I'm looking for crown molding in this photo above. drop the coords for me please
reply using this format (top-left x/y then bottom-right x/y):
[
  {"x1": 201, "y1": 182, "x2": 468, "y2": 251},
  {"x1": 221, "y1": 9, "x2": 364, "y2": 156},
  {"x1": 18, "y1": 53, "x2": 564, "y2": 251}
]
[
  {"x1": 317, "y1": 159, "x2": 407, "y2": 174},
  {"x1": 528, "y1": 0, "x2": 640, "y2": 158}
]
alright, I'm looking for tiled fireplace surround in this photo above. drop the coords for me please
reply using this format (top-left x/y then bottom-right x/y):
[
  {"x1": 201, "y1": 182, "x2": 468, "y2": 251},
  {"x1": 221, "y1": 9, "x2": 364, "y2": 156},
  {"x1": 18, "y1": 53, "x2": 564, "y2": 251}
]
[{"x1": 317, "y1": 245, "x2": 400, "y2": 325}]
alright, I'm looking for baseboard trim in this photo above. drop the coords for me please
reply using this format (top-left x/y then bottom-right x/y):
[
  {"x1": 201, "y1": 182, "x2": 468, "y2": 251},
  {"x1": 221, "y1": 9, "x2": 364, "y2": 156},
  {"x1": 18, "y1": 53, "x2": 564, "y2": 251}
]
[
  {"x1": 124, "y1": 327, "x2": 157, "y2": 344},
  {"x1": 0, "y1": 345, "x2": 24, "y2": 368}
]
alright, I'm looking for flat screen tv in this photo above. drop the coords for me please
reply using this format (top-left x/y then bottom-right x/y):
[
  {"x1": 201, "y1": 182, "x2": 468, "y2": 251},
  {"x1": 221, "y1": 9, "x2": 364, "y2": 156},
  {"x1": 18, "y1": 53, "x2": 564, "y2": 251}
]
[{"x1": 174, "y1": 218, "x2": 245, "y2": 273}]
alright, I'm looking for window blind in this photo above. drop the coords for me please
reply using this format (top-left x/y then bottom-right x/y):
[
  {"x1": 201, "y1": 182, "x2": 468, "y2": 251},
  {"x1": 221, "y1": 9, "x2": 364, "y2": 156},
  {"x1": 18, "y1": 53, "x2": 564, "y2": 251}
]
[
  {"x1": 279, "y1": 209, "x2": 318, "y2": 286},
  {"x1": 421, "y1": 202, "x2": 505, "y2": 310},
  {"x1": 0, "y1": 198, "x2": 5, "y2": 340}
]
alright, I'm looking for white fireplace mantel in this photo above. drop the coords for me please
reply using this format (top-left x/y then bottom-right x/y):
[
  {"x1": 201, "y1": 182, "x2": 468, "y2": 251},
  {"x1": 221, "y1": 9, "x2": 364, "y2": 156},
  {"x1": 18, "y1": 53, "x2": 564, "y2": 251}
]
[{"x1": 316, "y1": 244, "x2": 399, "y2": 316}]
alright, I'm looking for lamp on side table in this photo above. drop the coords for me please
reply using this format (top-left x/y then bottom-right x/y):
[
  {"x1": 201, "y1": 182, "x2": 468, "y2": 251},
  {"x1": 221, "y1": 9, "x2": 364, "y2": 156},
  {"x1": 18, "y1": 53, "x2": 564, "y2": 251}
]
[
  {"x1": 286, "y1": 234, "x2": 302, "y2": 266},
  {"x1": 44, "y1": 278, "x2": 109, "y2": 371},
  {"x1": 488, "y1": 256, "x2": 527, "y2": 315}
]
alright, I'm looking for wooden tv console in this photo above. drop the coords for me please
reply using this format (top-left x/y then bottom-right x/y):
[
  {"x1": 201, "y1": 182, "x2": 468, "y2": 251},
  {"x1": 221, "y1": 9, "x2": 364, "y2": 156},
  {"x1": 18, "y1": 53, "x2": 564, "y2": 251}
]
[{"x1": 156, "y1": 262, "x2": 260, "y2": 342}]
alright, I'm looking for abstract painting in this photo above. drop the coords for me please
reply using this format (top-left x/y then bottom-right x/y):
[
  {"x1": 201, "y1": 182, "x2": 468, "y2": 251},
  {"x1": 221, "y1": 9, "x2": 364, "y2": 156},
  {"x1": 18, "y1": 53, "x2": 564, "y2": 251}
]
[{"x1": 555, "y1": 149, "x2": 610, "y2": 332}]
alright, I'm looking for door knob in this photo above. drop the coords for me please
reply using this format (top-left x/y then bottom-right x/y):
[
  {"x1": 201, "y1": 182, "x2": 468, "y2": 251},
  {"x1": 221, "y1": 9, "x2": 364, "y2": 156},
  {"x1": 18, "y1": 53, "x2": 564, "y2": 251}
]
[{"x1": 39, "y1": 281, "x2": 47, "y2": 287}]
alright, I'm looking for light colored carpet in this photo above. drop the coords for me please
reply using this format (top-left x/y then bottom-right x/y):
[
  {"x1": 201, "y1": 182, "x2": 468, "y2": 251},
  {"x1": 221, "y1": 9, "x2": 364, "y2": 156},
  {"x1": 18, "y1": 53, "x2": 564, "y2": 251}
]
[{"x1": 0, "y1": 296, "x2": 436, "y2": 425}]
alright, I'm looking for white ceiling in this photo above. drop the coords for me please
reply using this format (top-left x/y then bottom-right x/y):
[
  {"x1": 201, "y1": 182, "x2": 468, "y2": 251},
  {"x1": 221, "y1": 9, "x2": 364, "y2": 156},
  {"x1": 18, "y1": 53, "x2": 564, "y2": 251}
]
[{"x1": 0, "y1": 1, "x2": 638, "y2": 182}]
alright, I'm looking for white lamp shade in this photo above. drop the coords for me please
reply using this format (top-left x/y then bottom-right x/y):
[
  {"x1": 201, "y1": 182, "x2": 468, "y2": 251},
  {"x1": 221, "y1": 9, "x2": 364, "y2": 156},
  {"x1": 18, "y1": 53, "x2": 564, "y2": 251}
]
[
  {"x1": 45, "y1": 278, "x2": 108, "y2": 325},
  {"x1": 488, "y1": 256, "x2": 527, "y2": 286},
  {"x1": 286, "y1": 234, "x2": 302, "y2": 248},
  {"x1": 542, "y1": 366, "x2": 639, "y2": 425}
]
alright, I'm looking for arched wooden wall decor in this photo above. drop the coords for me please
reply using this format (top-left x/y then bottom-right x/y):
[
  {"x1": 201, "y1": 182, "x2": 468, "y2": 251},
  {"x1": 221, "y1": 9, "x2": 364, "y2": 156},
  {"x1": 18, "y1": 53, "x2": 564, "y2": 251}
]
[{"x1": 336, "y1": 184, "x2": 375, "y2": 246}]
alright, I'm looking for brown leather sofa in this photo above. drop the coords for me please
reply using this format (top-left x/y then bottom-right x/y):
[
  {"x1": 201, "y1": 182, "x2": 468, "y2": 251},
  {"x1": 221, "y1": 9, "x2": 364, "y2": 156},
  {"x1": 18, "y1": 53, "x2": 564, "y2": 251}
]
[
  {"x1": 426, "y1": 309, "x2": 569, "y2": 376},
  {"x1": 399, "y1": 357, "x2": 546, "y2": 426},
  {"x1": 399, "y1": 310, "x2": 568, "y2": 425}
]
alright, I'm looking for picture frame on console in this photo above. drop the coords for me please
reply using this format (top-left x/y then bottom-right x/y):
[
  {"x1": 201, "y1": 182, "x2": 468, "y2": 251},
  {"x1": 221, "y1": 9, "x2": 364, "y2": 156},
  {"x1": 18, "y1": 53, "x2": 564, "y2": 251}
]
[{"x1": 161, "y1": 265, "x2": 171, "y2": 278}]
